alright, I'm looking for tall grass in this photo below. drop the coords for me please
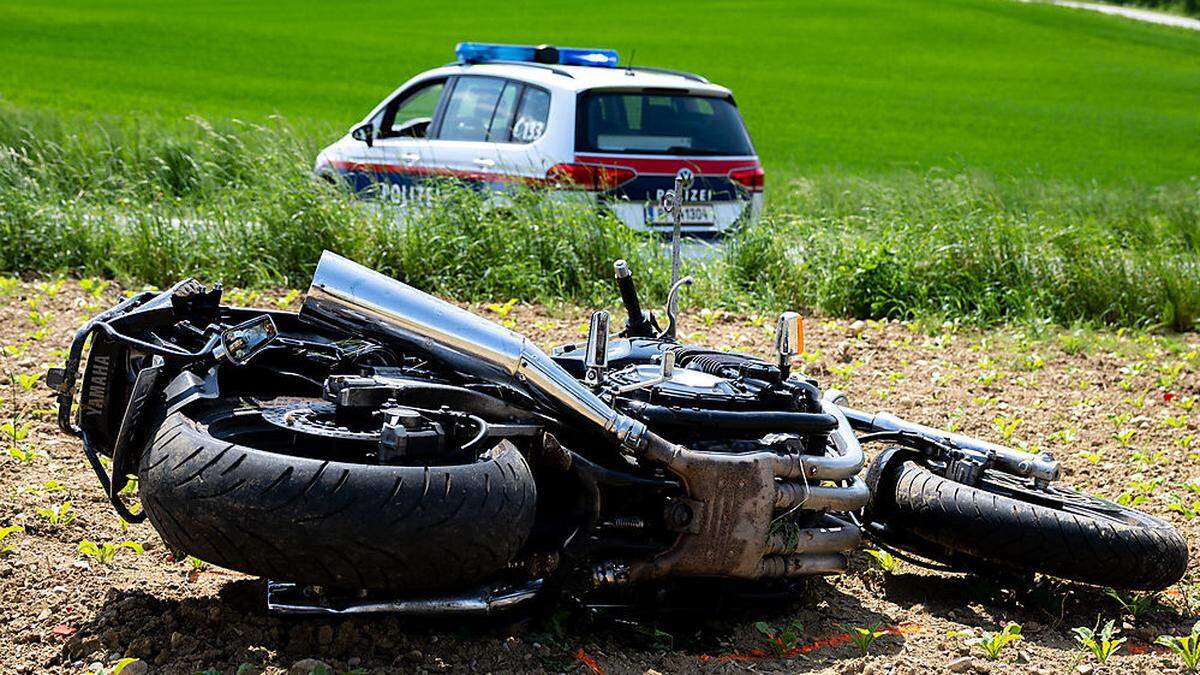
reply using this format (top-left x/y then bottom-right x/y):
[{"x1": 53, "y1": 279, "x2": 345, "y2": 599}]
[
  {"x1": 1, "y1": 107, "x2": 1197, "y2": 330},
  {"x1": 728, "y1": 174, "x2": 1200, "y2": 330}
]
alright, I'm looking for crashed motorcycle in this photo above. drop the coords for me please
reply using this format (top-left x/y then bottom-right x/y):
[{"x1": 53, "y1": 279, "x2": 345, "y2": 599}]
[{"x1": 50, "y1": 196, "x2": 1186, "y2": 617}]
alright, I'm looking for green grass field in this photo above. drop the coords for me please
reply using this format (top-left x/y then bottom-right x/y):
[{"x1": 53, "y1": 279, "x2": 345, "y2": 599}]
[{"x1": 1, "y1": 0, "x2": 1198, "y2": 183}]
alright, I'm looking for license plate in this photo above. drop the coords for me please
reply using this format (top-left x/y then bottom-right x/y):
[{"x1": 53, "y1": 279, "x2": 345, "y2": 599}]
[{"x1": 645, "y1": 204, "x2": 715, "y2": 225}]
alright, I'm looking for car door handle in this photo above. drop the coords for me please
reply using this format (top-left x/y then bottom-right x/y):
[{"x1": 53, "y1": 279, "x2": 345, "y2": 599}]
[
  {"x1": 472, "y1": 157, "x2": 496, "y2": 167},
  {"x1": 400, "y1": 153, "x2": 420, "y2": 162}
]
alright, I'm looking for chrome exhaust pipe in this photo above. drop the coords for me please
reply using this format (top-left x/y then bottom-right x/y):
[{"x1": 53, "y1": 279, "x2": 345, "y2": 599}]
[
  {"x1": 765, "y1": 514, "x2": 861, "y2": 555},
  {"x1": 300, "y1": 251, "x2": 649, "y2": 447}
]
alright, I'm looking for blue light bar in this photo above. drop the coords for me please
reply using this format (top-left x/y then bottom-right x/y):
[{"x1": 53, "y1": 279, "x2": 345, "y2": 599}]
[{"x1": 455, "y1": 42, "x2": 619, "y2": 68}]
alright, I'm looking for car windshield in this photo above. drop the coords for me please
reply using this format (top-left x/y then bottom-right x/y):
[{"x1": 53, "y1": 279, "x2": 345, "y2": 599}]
[{"x1": 578, "y1": 91, "x2": 754, "y2": 156}]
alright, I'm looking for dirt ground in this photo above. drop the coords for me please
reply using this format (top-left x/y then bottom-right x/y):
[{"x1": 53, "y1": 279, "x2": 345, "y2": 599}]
[{"x1": 2, "y1": 279, "x2": 1199, "y2": 674}]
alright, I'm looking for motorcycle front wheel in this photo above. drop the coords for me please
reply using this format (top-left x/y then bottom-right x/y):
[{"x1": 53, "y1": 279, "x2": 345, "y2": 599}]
[
  {"x1": 867, "y1": 457, "x2": 1188, "y2": 590},
  {"x1": 137, "y1": 400, "x2": 537, "y2": 592}
]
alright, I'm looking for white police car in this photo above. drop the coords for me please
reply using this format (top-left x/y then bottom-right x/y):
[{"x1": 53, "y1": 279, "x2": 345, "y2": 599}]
[{"x1": 314, "y1": 43, "x2": 763, "y2": 234}]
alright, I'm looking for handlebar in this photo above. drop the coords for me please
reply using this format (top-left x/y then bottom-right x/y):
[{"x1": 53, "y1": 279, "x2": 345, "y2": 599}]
[{"x1": 613, "y1": 260, "x2": 654, "y2": 338}]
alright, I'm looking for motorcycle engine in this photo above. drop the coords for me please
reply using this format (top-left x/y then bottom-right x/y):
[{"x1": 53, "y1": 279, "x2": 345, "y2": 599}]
[
  {"x1": 604, "y1": 347, "x2": 827, "y2": 453},
  {"x1": 608, "y1": 347, "x2": 789, "y2": 410}
]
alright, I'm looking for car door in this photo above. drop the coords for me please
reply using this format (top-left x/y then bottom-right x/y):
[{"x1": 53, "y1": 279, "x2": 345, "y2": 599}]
[
  {"x1": 428, "y1": 75, "x2": 514, "y2": 189},
  {"x1": 492, "y1": 83, "x2": 554, "y2": 182},
  {"x1": 345, "y1": 78, "x2": 447, "y2": 206}
]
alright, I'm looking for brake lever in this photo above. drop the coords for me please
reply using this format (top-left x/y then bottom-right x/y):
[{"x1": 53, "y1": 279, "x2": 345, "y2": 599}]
[{"x1": 656, "y1": 276, "x2": 693, "y2": 341}]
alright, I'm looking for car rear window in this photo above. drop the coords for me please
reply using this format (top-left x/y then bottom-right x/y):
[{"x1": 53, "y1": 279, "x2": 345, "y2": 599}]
[{"x1": 577, "y1": 91, "x2": 753, "y2": 156}]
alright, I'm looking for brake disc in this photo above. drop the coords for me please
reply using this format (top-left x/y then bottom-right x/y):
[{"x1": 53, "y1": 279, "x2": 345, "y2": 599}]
[{"x1": 261, "y1": 401, "x2": 381, "y2": 441}]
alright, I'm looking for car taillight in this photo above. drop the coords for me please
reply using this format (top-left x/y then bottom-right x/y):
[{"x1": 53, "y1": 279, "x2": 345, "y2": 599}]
[
  {"x1": 729, "y1": 165, "x2": 765, "y2": 192},
  {"x1": 546, "y1": 163, "x2": 636, "y2": 191}
]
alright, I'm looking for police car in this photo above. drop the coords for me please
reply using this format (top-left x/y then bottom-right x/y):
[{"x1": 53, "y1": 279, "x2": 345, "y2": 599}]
[{"x1": 314, "y1": 43, "x2": 763, "y2": 234}]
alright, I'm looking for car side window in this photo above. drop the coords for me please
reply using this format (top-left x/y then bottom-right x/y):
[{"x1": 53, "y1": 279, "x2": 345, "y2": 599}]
[
  {"x1": 437, "y1": 76, "x2": 507, "y2": 142},
  {"x1": 487, "y1": 81, "x2": 521, "y2": 142},
  {"x1": 510, "y1": 87, "x2": 550, "y2": 144},
  {"x1": 380, "y1": 80, "x2": 445, "y2": 139}
]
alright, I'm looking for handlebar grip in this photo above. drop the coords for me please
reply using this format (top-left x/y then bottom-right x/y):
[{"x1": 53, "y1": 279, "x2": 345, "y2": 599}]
[{"x1": 614, "y1": 260, "x2": 644, "y2": 325}]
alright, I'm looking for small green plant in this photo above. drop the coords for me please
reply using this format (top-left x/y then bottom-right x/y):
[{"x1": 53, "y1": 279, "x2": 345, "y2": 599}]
[
  {"x1": 865, "y1": 548, "x2": 901, "y2": 574},
  {"x1": 486, "y1": 298, "x2": 518, "y2": 318},
  {"x1": 36, "y1": 501, "x2": 76, "y2": 526},
  {"x1": 992, "y1": 415, "x2": 1022, "y2": 441},
  {"x1": 754, "y1": 619, "x2": 804, "y2": 657},
  {"x1": 1169, "y1": 495, "x2": 1200, "y2": 521},
  {"x1": 1113, "y1": 428, "x2": 1137, "y2": 447},
  {"x1": 1164, "y1": 414, "x2": 1190, "y2": 430},
  {"x1": 226, "y1": 288, "x2": 261, "y2": 306},
  {"x1": 842, "y1": 621, "x2": 886, "y2": 655},
  {"x1": 27, "y1": 310, "x2": 50, "y2": 328},
  {"x1": 1106, "y1": 588, "x2": 1159, "y2": 622},
  {"x1": 1073, "y1": 619, "x2": 1125, "y2": 663},
  {"x1": 16, "y1": 372, "x2": 40, "y2": 391},
  {"x1": 2, "y1": 420, "x2": 35, "y2": 463},
  {"x1": 0, "y1": 524, "x2": 24, "y2": 555},
  {"x1": 967, "y1": 622, "x2": 1022, "y2": 660},
  {"x1": 272, "y1": 289, "x2": 301, "y2": 309},
  {"x1": 36, "y1": 279, "x2": 65, "y2": 297},
  {"x1": 110, "y1": 657, "x2": 141, "y2": 675},
  {"x1": 77, "y1": 278, "x2": 111, "y2": 298},
  {"x1": 1053, "y1": 425, "x2": 1079, "y2": 445},
  {"x1": 1157, "y1": 622, "x2": 1200, "y2": 672},
  {"x1": 78, "y1": 539, "x2": 144, "y2": 565}
]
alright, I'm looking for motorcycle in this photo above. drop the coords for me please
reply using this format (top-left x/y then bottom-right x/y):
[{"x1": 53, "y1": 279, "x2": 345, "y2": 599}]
[{"x1": 49, "y1": 181, "x2": 1186, "y2": 616}]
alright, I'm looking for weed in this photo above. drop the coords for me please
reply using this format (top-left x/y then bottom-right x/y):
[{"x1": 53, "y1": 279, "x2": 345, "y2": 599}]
[
  {"x1": 1169, "y1": 495, "x2": 1200, "y2": 521},
  {"x1": 1073, "y1": 619, "x2": 1125, "y2": 663},
  {"x1": 1106, "y1": 588, "x2": 1158, "y2": 622},
  {"x1": 1165, "y1": 415, "x2": 1190, "y2": 430},
  {"x1": 77, "y1": 278, "x2": 110, "y2": 298},
  {"x1": 4, "y1": 417, "x2": 39, "y2": 464},
  {"x1": 1157, "y1": 622, "x2": 1200, "y2": 672},
  {"x1": 1113, "y1": 428, "x2": 1137, "y2": 447},
  {"x1": 1053, "y1": 426, "x2": 1079, "y2": 445},
  {"x1": 0, "y1": 524, "x2": 24, "y2": 555},
  {"x1": 865, "y1": 549, "x2": 901, "y2": 574},
  {"x1": 110, "y1": 658, "x2": 142, "y2": 675},
  {"x1": 78, "y1": 539, "x2": 144, "y2": 565},
  {"x1": 754, "y1": 619, "x2": 804, "y2": 657},
  {"x1": 27, "y1": 310, "x2": 50, "y2": 328},
  {"x1": 992, "y1": 415, "x2": 1022, "y2": 441},
  {"x1": 16, "y1": 372, "x2": 40, "y2": 390},
  {"x1": 271, "y1": 289, "x2": 301, "y2": 309},
  {"x1": 36, "y1": 501, "x2": 76, "y2": 526},
  {"x1": 967, "y1": 622, "x2": 1022, "y2": 660},
  {"x1": 842, "y1": 622, "x2": 886, "y2": 655}
]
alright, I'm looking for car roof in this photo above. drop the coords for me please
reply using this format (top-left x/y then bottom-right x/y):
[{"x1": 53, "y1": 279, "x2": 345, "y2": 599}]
[{"x1": 423, "y1": 62, "x2": 734, "y2": 97}]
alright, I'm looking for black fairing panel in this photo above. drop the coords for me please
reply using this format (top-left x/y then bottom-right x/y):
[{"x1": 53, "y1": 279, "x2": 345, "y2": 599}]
[{"x1": 78, "y1": 331, "x2": 130, "y2": 456}]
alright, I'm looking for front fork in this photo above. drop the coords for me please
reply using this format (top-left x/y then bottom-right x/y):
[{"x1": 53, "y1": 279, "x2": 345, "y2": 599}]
[{"x1": 831, "y1": 390, "x2": 1061, "y2": 489}]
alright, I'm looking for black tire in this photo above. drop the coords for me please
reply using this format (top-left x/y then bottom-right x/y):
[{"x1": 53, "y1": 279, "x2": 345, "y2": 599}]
[
  {"x1": 138, "y1": 402, "x2": 537, "y2": 592},
  {"x1": 871, "y1": 458, "x2": 1187, "y2": 591}
]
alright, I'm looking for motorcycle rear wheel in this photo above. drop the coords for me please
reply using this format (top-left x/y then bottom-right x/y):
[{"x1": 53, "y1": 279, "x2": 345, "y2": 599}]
[
  {"x1": 870, "y1": 458, "x2": 1187, "y2": 590},
  {"x1": 137, "y1": 400, "x2": 537, "y2": 592}
]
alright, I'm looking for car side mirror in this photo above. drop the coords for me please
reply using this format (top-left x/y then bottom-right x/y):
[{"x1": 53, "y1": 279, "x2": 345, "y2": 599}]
[{"x1": 351, "y1": 122, "x2": 374, "y2": 148}]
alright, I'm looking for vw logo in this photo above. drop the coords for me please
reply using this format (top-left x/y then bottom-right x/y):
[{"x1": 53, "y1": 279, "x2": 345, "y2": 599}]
[{"x1": 676, "y1": 167, "x2": 695, "y2": 189}]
